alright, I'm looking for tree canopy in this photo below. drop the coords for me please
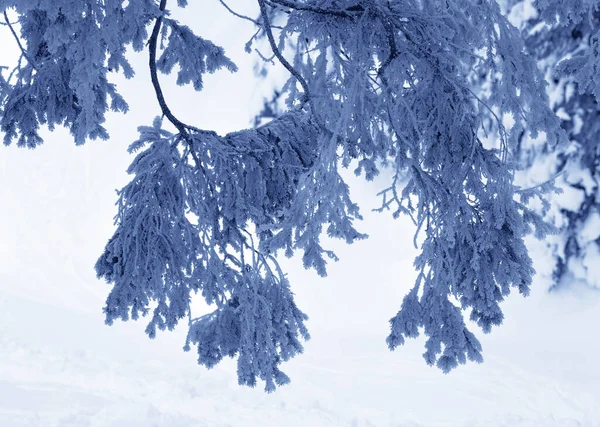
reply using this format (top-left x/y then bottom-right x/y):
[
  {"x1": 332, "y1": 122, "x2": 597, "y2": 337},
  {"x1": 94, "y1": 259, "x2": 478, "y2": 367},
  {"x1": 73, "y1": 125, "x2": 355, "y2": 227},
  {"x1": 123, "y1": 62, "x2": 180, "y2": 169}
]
[{"x1": 0, "y1": 0, "x2": 574, "y2": 391}]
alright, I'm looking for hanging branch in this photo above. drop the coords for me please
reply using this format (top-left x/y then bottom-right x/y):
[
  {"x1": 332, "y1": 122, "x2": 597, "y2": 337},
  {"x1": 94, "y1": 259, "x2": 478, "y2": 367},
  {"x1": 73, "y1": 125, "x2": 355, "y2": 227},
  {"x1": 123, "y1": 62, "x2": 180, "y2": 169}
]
[
  {"x1": 148, "y1": 0, "x2": 187, "y2": 133},
  {"x1": 147, "y1": 0, "x2": 222, "y2": 176}
]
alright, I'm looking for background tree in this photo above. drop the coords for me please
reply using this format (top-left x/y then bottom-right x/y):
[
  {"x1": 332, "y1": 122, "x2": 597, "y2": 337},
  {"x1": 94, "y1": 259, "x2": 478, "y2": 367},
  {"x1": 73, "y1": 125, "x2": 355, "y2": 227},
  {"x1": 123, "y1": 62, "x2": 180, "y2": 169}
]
[
  {"x1": 0, "y1": 0, "x2": 564, "y2": 391},
  {"x1": 505, "y1": 0, "x2": 600, "y2": 288}
]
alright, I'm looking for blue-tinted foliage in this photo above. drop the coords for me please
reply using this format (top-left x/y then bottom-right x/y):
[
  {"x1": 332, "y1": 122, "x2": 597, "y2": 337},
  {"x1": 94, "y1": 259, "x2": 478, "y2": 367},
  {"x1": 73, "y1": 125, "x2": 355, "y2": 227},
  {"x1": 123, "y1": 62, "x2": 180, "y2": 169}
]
[
  {"x1": 0, "y1": 0, "x2": 160, "y2": 146},
  {"x1": 95, "y1": 112, "x2": 319, "y2": 390},
  {"x1": 512, "y1": 0, "x2": 600, "y2": 287},
  {"x1": 2, "y1": 0, "x2": 567, "y2": 389},
  {"x1": 157, "y1": 19, "x2": 238, "y2": 90}
]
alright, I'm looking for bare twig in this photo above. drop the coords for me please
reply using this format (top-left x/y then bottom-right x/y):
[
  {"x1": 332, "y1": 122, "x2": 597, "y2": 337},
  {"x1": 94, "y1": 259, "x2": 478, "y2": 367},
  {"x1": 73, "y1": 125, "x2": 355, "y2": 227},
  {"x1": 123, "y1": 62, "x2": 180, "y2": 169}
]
[{"x1": 217, "y1": 0, "x2": 262, "y2": 26}]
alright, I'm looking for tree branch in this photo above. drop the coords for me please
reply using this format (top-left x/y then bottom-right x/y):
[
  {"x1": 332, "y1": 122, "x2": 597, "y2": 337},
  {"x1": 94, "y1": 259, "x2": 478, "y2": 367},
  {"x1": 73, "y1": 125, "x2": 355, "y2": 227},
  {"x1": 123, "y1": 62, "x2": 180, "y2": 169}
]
[
  {"x1": 217, "y1": 0, "x2": 262, "y2": 27},
  {"x1": 514, "y1": 167, "x2": 566, "y2": 194},
  {"x1": 3, "y1": 11, "x2": 38, "y2": 71},
  {"x1": 378, "y1": 14, "x2": 398, "y2": 74},
  {"x1": 267, "y1": 0, "x2": 358, "y2": 18},
  {"x1": 257, "y1": 0, "x2": 311, "y2": 104},
  {"x1": 148, "y1": 0, "x2": 187, "y2": 133},
  {"x1": 148, "y1": 0, "x2": 219, "y2": 174}
]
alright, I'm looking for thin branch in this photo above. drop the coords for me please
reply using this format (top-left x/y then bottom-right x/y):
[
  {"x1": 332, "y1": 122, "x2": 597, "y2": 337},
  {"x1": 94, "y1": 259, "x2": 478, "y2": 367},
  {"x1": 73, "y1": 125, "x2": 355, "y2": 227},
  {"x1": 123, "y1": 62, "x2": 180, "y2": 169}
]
[
  {"x1": 3, "y1": 12, "x2": 38, "y2": 71},
  {"x1": 148, "y1": 2, "x2": 215, "y2": 138},
  {"x1": 257, "y1": 0, "x2": 311, "y2": 104},
  {"x1": 217, "y1": 0, "x2": 262, "y2": 26},
  {"x1": 515, "y1": 167, "x2": 566, "y2": 194},
  {"x1": 254, "y1": 47, "x2": 276, "y2": 63},
  {"x1": 148, "y1": 0, "x2": 219, "y2": 174},
  {"x1": 6, "y1": 54, "x2": 24, "y2": 84},
  {"x1": 258, "y1": 0, "x2": 367, "y2": 146},
  {"x1": 0, "y1": 18, "x2": 18, "y2": 25},
  {"x1": 378, "y1": 15, "x2": 398, "y2": 74},
  {"x1": 148, "y1": 0, "x2": 187, "y2": 133},
  {"x1": 268, "y1": 0, "x2": 357, "y2": 18}
]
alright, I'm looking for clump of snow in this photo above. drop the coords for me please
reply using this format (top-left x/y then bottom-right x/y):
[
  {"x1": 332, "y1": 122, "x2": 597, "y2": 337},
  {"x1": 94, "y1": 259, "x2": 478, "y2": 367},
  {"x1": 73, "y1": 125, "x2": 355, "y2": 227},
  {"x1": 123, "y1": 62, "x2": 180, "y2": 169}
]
[
  {"x1": 581, "y1": 243, "x2": 600, "y2": 288},
  {"x1": 565, "y1": 164, "x2": 597, "y2": 196},
  {"x1": 553, "y1": 181, "x2": 585, "y2": 213},
  {"x1": 580, "y1": 209, "x2": 600, "y2": 245}
]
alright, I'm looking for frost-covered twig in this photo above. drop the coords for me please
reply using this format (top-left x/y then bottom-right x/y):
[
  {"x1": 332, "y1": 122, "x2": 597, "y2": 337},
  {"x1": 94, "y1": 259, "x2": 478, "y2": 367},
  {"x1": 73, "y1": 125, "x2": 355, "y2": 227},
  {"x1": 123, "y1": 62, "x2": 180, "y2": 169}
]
[
  {"x1": 514, "y1": 167, "x2": 566, "y2": 194},
  {"x1": 257, "y1": 0, "x2": 311, "y2": 104},
  {"x1": 3, "y1": 12, "x2": 37, "y2": 71},
  {"x1": 268, "y1": 0, "x2": 358, "y2": 17}
]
